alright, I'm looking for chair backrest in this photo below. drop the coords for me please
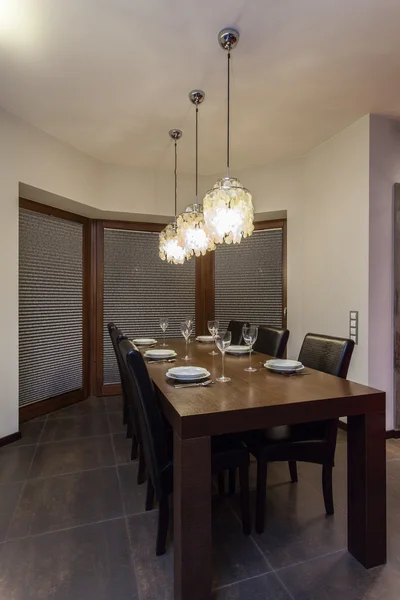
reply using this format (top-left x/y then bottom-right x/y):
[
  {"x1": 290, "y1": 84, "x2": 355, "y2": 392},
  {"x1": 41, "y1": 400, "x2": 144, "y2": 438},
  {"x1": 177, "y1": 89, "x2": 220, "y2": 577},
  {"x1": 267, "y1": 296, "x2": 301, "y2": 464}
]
[
  {"x1": 253, "y1": 325, "x2": 290, "y2": 358},
  {"x1": 227, "y1": 320, "x2": 250, "y2": 345},
  {"x1": 107, "y1": 322, "x2": 127, "y2": 386},
  {"x1": 298, "y1": 333, "x2": 355, "y2": 378},
  {"x1": 119, "y1": 339, "x2": 169, "y2": 498}
]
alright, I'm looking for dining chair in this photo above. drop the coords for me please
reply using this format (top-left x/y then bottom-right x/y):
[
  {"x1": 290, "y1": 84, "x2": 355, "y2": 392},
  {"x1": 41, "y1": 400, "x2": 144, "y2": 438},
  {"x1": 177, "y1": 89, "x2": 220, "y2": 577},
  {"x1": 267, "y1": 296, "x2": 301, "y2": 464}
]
[
  {"x1": 245, "y1": 332, "x2": 355, "y2": 534},
  {"x1": 253, "y1": 325, "x2": 290, "y2": 357},
  {"x1": 227, "y1": 320, "x2": 250, "y2": 345},
  {"x1": 107, "y1": 323, "x2": 129, "y2": 428},
  {"x1": 119, "y1": 338, "x2": 251, "y2": 555}
]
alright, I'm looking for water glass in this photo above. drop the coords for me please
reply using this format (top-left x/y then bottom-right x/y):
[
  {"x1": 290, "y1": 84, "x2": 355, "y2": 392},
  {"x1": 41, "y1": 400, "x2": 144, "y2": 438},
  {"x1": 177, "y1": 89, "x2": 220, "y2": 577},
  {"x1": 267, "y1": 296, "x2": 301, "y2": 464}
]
[
  {"x1": 185, "y1": 317, "x2": 193, "y2": 343},
  {"x1": 242, "y1": 325, "x2": 258, "y2": 372},
  {"x1": 180, "y1": 321, "x2": 192, "y2": 361},
  {"x1": 207, "y1": 319, "x2": 219, "y2": 356},
  {"x1": 215, "y1": 331, "x2": 232, "y2": 382},
  {"x1": 159, "y1": 317, "x2": 169, "y2": 347}
]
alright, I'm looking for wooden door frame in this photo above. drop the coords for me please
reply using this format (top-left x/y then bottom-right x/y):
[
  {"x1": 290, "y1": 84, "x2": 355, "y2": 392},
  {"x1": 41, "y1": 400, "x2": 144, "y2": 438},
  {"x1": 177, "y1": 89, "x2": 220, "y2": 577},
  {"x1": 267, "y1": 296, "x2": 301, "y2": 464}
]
[{"x1": 18, "y1": 198, "x2": 91, "y2": 421}]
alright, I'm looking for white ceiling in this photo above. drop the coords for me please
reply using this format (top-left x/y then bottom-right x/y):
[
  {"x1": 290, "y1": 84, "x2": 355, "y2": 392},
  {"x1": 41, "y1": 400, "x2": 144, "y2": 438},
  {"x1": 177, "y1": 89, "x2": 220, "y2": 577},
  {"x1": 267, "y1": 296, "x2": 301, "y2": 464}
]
[{"x1": 1, "y1": 0, "x2": 400, "y2": 174}]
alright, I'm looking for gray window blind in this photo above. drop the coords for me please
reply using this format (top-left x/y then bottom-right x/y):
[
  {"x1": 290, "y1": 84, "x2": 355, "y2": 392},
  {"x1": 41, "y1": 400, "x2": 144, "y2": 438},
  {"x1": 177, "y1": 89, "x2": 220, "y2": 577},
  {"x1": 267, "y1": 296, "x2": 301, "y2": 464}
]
[
  {"x1": 215, "y1": 228, "x2": 283, "y2": 333},
  {"x1": 19, "y1": 209, "x2": 83, "y2": 407},
  {"x1": 103, "y1": 228, "x2": 196, "y2": 385}
]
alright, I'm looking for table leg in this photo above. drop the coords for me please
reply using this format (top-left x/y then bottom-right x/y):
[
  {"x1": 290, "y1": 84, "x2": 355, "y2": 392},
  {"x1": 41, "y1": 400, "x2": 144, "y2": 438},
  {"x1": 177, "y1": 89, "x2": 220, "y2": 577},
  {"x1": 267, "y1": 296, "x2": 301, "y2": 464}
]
[
  {"x1": 347, "y1": 410, "x2": 386, "y2": 568},
  {"x1": 174, "y1": 432, "x2": 212, "y2": 600}
]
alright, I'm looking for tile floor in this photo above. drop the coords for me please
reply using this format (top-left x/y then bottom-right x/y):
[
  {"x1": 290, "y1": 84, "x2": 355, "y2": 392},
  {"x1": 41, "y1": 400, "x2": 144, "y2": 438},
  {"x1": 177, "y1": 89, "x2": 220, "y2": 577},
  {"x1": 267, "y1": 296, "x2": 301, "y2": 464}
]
[{"x1": 0, "y1": 397, "x2": 399, "y2": 599}]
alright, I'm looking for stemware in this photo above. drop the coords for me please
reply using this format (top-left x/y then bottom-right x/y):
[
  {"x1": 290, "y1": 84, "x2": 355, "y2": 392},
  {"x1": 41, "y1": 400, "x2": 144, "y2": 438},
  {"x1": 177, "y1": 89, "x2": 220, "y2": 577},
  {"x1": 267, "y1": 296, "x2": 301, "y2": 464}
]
[
  {"x1": 185, "y1": 317, "x2": 193, "y2": 343},
  {"x1": 207, "y1": 319, "x2": 219, "y2": 356},
  {"x1": 180, "y1": 321, "x2": 192, "y2": 361},
  {"x1": 242, "y1": 325, "x2": 258, "y2": 372},
  {"x1": 159, "y1": 317, "x2": 169, "y2": 347},
  {"x1": 215, "y1": 331, "x2": 232, "y2": 382}
]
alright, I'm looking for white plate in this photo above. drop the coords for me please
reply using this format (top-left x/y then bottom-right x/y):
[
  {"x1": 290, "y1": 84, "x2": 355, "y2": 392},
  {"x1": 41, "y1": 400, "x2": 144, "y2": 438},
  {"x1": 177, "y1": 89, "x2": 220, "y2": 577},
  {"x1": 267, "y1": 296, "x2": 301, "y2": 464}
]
[
  {"x1": 226, "y1": 345, "x2": 250, "y2": 355},
  {"x1": 265, "y1": 359, "x2": 303, "y2": 371},
  {"x1": 144, "y1": 349, "x2": 177, "y2": 359},
  {"x1": 133, "y1": 338, "x2": 157, "y2": 346},
  {"x1": 196, "y1": 335, "x2": 214, "y2": 343},
  {"x1": 265, "y1": 364, "x2": 305, "y2": 373},
  {"x1": 166, "y1": 366, "x2": 210, "y2": 381}
]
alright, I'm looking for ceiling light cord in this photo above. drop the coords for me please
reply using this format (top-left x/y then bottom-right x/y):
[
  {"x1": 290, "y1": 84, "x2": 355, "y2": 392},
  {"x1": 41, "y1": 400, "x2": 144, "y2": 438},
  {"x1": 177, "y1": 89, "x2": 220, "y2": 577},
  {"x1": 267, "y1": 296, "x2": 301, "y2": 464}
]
[
  {"x1": 227, "y1": 50, "x2": 231, "y2": 178},
  {"x1": 195, "y1": 105, "x2": 199, "y2": 201},
  {"x1": 174, "y1": 139, "x2": 178, "y2": 217}
]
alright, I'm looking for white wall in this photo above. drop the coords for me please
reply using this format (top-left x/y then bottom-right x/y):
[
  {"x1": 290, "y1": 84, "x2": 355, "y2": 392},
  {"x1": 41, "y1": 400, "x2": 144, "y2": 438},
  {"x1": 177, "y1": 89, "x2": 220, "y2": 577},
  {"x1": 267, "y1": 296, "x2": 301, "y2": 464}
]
[
  {"x1": 302, "y1": 116, "x2": 371, "y2": 386},
  {"x1": 369, "y1": 115, "x2": 400, "y2": 429}
]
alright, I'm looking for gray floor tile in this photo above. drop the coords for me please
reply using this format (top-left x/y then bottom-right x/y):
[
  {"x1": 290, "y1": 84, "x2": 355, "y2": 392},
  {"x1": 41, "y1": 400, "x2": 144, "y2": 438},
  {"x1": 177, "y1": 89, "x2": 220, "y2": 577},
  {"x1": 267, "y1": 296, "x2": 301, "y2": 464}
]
[
  {"x1": 47, "y1": 397, "x2": 106, "y2": 419},
  {"x1": 279, "y1": 549, "x2": 400, "y2": 600},
  {"x1": 10, "y1": 420, "x2": 45, "y2": 447},
  {"x1": 0, "y1": 446, "x2": 37, "y2": 484},
  {"x1": 0, "y1": 519, "x2": 138, "y2": 600},
  {"x1": 8, "y1": 467, "x2": 124, "y2": 539},
  {"x1": 241, "y1": 479, "x2": 347, "y2": 570},
  {"x1": 118, "y1": 463, "x2": 147, "y2": 515},
  {"x1": 212, "y1": 499, "x2": 271, "y2": 588},
  {"x1": 108, "y1": 411, "x2": 127, "y2": 434},
  {"x1": 0, "y1": 482, "x2": 23, "y2": 542},
  {"x1": 214, "y1": 573, "x2": 292, "y2": 600},
  {"x1": 40, "y1": 414, "x2": 110, "y2": 443},
  {"x1": 112, "y1": 432, "x2": 133, "y2": 465},
  {"x1": 29, "y1": 436, "x2": 115, "y2": 479},
  {"x1": 105, "y1": 395, "x2": 124, "y2": 413},
  {"x1": 128, "y1": 511, "x2": 174, "y2": 600}
]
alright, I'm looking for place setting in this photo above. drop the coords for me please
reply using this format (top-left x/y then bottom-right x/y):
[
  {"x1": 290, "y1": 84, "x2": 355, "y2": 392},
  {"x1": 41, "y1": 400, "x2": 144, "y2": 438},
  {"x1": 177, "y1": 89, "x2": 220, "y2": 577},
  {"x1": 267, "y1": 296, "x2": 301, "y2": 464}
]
[
  {"x1": 166, "y1": 366, "x2": 213, "y2": 388},
  {"x1": 263, "y1": 358, "x2": 308, "y2": 376}
]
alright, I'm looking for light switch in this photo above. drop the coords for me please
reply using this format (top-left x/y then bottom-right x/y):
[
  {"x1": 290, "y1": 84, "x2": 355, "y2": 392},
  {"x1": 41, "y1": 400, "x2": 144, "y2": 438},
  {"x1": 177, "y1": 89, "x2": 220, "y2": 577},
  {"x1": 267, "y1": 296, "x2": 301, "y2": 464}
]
[{"x1": 349, "y1": 311, "x2": 359, "y2": 345}]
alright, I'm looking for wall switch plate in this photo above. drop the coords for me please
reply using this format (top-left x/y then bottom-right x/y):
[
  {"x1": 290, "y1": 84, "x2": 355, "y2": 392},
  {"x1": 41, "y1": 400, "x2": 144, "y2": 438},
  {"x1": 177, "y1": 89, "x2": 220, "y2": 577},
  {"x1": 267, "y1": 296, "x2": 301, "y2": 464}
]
[{"x1": 349, "y1": 311, "x2": 359, "y2": 345}]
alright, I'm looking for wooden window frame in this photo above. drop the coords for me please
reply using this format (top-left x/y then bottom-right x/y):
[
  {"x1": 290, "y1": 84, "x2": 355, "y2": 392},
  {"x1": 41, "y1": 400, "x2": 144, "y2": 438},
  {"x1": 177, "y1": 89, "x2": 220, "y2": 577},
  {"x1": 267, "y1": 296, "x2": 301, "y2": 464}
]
[{"x1": 18, "y1": 198, "x2": 91, "y2": 421}]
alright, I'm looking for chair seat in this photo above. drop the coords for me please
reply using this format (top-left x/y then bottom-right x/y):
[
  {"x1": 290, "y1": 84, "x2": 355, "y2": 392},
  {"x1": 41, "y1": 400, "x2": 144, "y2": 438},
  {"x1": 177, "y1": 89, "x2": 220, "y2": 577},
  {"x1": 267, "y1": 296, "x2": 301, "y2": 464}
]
[
  {"x1": 211, "y1": 435, "x2": 250, "y2": 472},
  {"x1": 243, "y1": 429, "x2": 331, "y2": 466}
]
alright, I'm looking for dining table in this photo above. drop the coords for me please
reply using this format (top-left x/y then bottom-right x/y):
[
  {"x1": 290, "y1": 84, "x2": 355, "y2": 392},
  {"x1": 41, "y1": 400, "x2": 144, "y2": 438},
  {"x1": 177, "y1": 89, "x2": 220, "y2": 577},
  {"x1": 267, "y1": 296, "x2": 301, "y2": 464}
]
[{"x1": 146, "y1": 338, "x2": 386, "y2": 600}]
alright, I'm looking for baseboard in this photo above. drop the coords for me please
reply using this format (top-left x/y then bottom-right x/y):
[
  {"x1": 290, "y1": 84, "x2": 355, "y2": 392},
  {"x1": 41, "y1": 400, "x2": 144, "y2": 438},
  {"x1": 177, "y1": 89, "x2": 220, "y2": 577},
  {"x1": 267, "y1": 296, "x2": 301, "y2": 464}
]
[
  {"x1": 0, "y1": 431, "x2": 21, "y2": 447},
  {"x1": 338, "y1": 421, "x2": 400, "y2": 439}
]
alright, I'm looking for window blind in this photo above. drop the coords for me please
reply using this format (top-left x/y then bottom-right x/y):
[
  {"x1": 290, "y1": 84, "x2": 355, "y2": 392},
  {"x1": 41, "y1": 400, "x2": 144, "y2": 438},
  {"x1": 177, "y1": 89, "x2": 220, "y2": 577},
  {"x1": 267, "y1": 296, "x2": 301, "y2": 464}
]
[
  {"x1": 214, "y1": 228, "x2": 283, "y2": 333},
  {"x1": 19, "y1": 209, "x2": 83, "y2": 407},
  {"x1": 103, "y1": 228, "x2": 196, "y2": 385}
]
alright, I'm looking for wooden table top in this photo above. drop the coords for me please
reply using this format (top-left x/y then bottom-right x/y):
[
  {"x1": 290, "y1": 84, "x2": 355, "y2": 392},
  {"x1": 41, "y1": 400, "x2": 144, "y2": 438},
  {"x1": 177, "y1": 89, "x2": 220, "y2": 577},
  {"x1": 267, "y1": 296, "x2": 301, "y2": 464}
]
[{"x1": 147, "y1": 338, "x2": 385, "y2": 439}]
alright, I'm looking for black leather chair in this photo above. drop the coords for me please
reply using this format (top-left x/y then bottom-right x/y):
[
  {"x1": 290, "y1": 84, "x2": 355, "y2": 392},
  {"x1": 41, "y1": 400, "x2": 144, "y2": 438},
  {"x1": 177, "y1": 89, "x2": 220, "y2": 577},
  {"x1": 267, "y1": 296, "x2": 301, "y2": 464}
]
[
  {"x1": 245, "y1": 333, "x2": 355, "y2": 534},
  {"x1": 119, "y1": 338, "x2": 251, "y2": 555},
  {"x1": 253, "y1": 325, "x2": 290, "y2": 358},
  {"x1": 227, "y1": 320, "x2": 250, "y2": 345},
  {"x1": 107, "y1": 323, "x2": 129, "y2": 428}
]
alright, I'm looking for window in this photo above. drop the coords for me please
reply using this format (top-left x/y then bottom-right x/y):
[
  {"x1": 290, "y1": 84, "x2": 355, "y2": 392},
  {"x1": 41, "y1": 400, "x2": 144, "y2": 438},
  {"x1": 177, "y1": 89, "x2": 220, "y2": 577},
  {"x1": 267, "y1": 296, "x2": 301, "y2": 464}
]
[
  {"x1": 214, "y1": 226, "x2": 284, "y2": 332},
  {"x1": 102, "y1": 227, "x2": 196, "y2": 385}
]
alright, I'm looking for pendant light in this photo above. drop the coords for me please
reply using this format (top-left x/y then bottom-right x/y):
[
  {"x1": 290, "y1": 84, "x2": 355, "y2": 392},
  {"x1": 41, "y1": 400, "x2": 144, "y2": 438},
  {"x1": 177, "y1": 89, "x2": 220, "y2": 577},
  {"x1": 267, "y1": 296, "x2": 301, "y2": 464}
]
[
  {"x1": 159, "y1": 129, "x2": 190, "y2": 264},
  {"x1": 177, "y1": 90, "x2": 215, "y2": 257},
  {"x1": 203, "y1": 28, "x2": 254, "y2": 245}
]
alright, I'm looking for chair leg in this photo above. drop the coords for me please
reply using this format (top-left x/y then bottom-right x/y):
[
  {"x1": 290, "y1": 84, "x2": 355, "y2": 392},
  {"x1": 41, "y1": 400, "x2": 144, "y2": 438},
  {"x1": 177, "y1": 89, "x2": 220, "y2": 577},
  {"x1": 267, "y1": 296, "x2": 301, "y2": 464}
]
[
  {"x1": 145, "y1": 478, "x2": 155, "y2": 511},
  {"x1": 228, "y1": 468, "x2": 236, "y2": 496},
  {"x1": 131, "y1": 434, "x2": 138, "y2": 461},
  {"x1": 137, "y1": 445, "x2": 146, "y2": 485},
  {"x1": 238, "y1": 464, "x2": 251, "y2": 535},
  {"x1": 322, "y1": 464, "x2": 334, "y2": 515},
  {"x1": 217, "y1": 472, "x2": 225, "y2": 496},
  {"x1": 289, "y1": 460, "x2": 298, "y2": 483},
  {"x1": 255, "y1": 459, "x2": 267, "y2": 534},
  {"x1": 123, "y1": 399, "x2": 128, "y2": 425},
  {"x1": 156, "y1": 495, "x2": 170, "y2": 556}
]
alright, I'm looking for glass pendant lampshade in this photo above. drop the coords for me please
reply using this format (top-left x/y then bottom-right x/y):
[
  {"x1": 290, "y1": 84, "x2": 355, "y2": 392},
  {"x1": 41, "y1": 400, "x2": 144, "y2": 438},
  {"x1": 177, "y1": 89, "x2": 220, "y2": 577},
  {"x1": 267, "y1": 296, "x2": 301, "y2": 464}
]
[
  {"x1": 159, "y1": 129, "x2": 190, "y2": 264},
  {"x1": 203, "y1": 28, "x2": 254, "y2": 245},
  {"x1": 177, "y1": 203, "x2": 215, "y2": 257},
  {"x1": 177, "y1": 90, "x2": 214, "y2": 257}
]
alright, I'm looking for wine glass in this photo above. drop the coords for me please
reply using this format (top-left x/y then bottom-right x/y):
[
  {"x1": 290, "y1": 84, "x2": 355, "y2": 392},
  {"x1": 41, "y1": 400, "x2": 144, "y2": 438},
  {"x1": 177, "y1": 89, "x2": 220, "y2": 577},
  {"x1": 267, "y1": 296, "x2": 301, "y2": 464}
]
[
  {"x1": 159, "y1": 317, "x2": 169, "y2": 347},
  {"x1": 185, "y1": 317, "x2": 193, "y2": 343},
  {"x1": 207, "y1": 319, "x2": 219, "y2": 356},
  {"x1": 215, "y1": 331, "x2": 232, "y2": 382},
  {"x1": 242, "y1": 325, "x2": 258, "y2": 372},
  {"x1": 180, "y1": 321, "x2": 192, "y2": 361}
]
